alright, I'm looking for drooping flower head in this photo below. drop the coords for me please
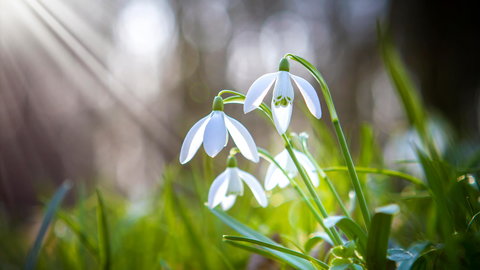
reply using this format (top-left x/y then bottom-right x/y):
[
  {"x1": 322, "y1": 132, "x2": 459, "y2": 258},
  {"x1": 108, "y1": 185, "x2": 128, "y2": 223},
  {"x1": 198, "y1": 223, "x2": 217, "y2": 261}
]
[
  {"x1": 180, "y1": 96, "x2": 259, "y2": 164},
  {"x1": 208, "y1": 156, "x2": 268, "y2": 210},
  {"x1": 244, "y1": 58, "x2": 322, "y2": 134},
  {"x1": 264, "y1": 149, "x2": 319, "y2": 191}
]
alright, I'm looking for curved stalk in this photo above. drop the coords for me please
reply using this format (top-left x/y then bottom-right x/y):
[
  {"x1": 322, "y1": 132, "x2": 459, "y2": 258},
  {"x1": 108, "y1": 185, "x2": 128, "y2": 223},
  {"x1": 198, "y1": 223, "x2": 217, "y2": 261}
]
[
  {"x1": 286, "y1": 54, "x2": 371, "y2": 226},
  {"x1": 298, "y1": 137, "x2": 351, "y2": 218},
  {"x1": 322, "y1": 166, "x2": 425, "y2": 187},
  {"x1": 257, "y1": 148, "x2": 342, "y2": 246},
  {"x1": 281, "y1": 136, "x2": 343, "y2": 244},
  {"x1": 221, "y1": 90, "x2": 343, "y2": 244}
]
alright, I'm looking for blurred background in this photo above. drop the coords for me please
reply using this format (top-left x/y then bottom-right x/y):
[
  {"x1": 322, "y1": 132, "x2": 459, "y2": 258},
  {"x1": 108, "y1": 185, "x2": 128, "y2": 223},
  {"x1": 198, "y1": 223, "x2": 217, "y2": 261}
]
[{"x1": 1, "y1": 0, "x2": 479, "y2": 222}]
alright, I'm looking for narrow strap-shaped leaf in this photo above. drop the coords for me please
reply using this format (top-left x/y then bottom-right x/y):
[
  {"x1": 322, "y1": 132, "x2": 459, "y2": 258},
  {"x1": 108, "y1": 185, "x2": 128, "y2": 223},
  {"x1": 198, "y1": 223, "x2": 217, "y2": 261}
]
[
  {"x1": 224, "y1": 235, "x2": 328, "y2": 269},
  {"x1": 366, "y1": 204, "x2": 399, "y2": 270},
  {"x1": 25, "y1": 181, "x2": 72, "y2": 270},
  {"x1": 96, "y1": 190, "x2": 111, "y2": 270},
  {"x1": 57, "y1": 211, "x2": 99, "y2": 259},
  {"x1": 209, "y1": 208, "x2": 316, "y2": 270},
  {"x1": 223, "y1": 240, "x2": 280, "y2": 262},
  {"x1": 305, "y1": 232, "x2": 333, "y2": 252},
  {"x1": 324, "y1": 216, "x2": 367, "y2": 255},
  {"x1": 322, "y1": 166, "x2": 425, "y2": 187}
]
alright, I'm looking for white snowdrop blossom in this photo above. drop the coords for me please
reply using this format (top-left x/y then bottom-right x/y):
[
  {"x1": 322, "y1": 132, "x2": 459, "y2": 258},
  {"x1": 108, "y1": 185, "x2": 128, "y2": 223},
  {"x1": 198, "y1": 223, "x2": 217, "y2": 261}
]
[
  {"x1": 208, "y1": 157, "x2": 267, "y2": 210},
  {"x1": 244, "y1": 58, "x2": 322, "y2": 134},
  {"x1": 180, "y1": 96, "x2": 259, "y2": 164},
  {"x1": 264, "y1": 149, "x2": 319, "y2": 191}
]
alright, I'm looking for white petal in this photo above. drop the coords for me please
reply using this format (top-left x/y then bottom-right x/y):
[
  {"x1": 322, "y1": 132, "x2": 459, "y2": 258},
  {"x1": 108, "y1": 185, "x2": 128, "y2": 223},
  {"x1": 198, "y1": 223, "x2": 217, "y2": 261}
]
[
  {"x1": 275, "y1": 71, "x2": 295, "y2": 99},
  {"x1": 221, "y1": 195, "x2": 237, "y2": 211},
  {"x1": 265, "y1": 150, "x2": 290, "y2": 190},
  {"x1": 207, "y1": 170, "x2": 229, "y2": 208},
  {"x1": 224, "y1": 116, "x2": 259, "y2": 163},
  {"x1": 226, "y1": 168, "x2": 244, "y2": 195},
  {"x1": 238, "y1": 169, "x2": 268, "y2": 207},
  {"x1": 272, "y1": 102, "x2": 292, "y2": 134},
  {"x1": 179, "y1": 114, "x2": 211, "y2": 164},
  {"x1": 264, "y1": 163, "x2": 279, "y2": 190},
  {"x1": 294, "y1": 150, "x2": 320, "y2": 187},
  {"x1": 278, "y1": 175, "x2": 290, "y2": 188},
  {"x1": 244, "y1": 72, "x2": 277, "y2": 113},
  {"x1": 203, "y1": 111, "x2": 227, "y2": 157},
  {"x1": 291, "y1": 74, "x2": 322, "y2": 119},
  {"x1": 265, "y1": 164, "x2": 289, "y2": 190}
]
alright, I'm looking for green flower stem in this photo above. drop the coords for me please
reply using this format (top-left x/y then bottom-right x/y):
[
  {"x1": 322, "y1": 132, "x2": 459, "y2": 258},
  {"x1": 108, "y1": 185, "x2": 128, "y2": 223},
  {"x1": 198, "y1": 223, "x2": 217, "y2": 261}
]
[
  {"x1": 257, "y1": 148, "x2": 342, "y2": 246},
  {"x1": 282, "y1": 136, "x2": 343, "y2": 245},
  {"x1": 332, "y1": 120, "x2": 371, "y2": 224},
  {"x1": 286, "y1": 54, "x2": 371, "y2": 226},
  {"x1": 220, "y1": 90, "x2": 344, "y2": 244},
  {"x1": 322, "y1": 166, "x2": 425, "y2": 187},
  {"x1": 299, "y1": 138, "x2": 351, "y2": 218},
  {"x1": 218, "y1": 90, "x2": 273, "y2": 121}
]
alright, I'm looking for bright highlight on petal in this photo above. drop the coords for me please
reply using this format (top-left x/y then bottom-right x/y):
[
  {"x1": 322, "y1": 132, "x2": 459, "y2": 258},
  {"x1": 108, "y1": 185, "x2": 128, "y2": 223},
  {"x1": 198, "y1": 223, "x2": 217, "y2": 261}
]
[
  {"x1": 203, "y1": 111, "x2": 228, "y2": 157},
  {"x1": 179, "y1": 114, "x2": 211, "y2": 164},
  {"x1": 244, "y1": 72, "x2": 277, "y2": 113},
  {"x1": 291, "y1": 74, "x2": 322, "y2": 119},
  {"x1": 225, "y1": 116, "x2": 259, "y2": 162}
]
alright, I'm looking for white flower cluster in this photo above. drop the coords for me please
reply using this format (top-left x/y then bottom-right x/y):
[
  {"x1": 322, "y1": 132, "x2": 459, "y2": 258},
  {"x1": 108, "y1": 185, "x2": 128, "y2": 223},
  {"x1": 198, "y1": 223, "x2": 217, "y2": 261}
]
[{"x1": 179, "y1": 58, "x2": 322, "y2": 210}]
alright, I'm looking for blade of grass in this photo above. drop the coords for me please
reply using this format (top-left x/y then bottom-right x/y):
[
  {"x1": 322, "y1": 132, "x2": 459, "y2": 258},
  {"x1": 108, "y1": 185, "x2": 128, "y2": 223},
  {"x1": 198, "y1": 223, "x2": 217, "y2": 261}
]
[
  {"x1": 25, "y1": 180, "x2": 72, "y2": 270},
  {"x1": 223, "y1": 236, "x2": 328, "y2": 269},
  {"x1": 377, "y1": 23, "x2": 428, "y2": 142},
  {"x1": 323, "y1": 166, "x2": 425, "y2": 187},
  {"x1": 366, "y1": 204, "x2": 399, "y2": 270},
  {"x1": 324, "y1": 216, "x2": 368, "y2": 256},
  {"x1": 57, "y1": 211, "x2": 98, "y2": 259},
  {"x1": 210, "y1": 208, "x2": 316, "y2": 270},
  {"x1": 305, "y1": 232, "x2": 333, "y2": 253},
  {"x1": 223, "y1": 240, "x2": 280, "y2": 262},
  {"x1": 96, "y1": 189, "x2": 111, "y2": 270}
]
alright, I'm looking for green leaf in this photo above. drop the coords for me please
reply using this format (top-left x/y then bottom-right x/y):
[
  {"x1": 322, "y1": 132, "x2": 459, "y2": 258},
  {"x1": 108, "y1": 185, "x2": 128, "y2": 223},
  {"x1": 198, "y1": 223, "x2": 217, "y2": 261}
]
[
  {"x1": 25, "y1": 181, "x2": 72, "y2": 270},
  {"x1": 387, "y1": 248, "x2": 414, "y2": 262},
  {"x1": 366, "y1": 204, "x2": 399, "y2": 270},
  {"x1": 223, "y1": 235, "x2": 328, "y2": 269},
  {"x1": 324, "y1": 216, "x2": 367, "y2": 255},
  {"x1": 96, "y1": 189, "x2": 111, "y2": 270},
  {"x1": 397, "y1": 242, "x2": 431, "y2": 270},
  {"x1": 305, "y1": 232, "x2": 333, "y2": 252},
  {"x1": 209, "y1": 208, "x2": 317, "y2": 270},
  {"x1": 57, "y1": 211, "x2": 98, "y2": 258},
  {"x1": 377, "y1": 24, "x2": 428, "y2": 141}
]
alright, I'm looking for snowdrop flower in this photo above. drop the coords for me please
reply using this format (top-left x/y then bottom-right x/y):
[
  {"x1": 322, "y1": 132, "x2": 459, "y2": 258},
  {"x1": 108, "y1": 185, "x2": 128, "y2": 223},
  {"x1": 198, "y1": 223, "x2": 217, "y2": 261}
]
[
  {"x1": 180, "y1": 96, "x2": 259, "y2": 164},
  {"x1": 208, "y1": 156, "x2": 268, "y2": 210},
  {"x1": 244, "y1": 58, "x2": 322, "y2": 134},
  {"x1": 265, "y1": 149, "x2": 319, "y2": 191}
]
